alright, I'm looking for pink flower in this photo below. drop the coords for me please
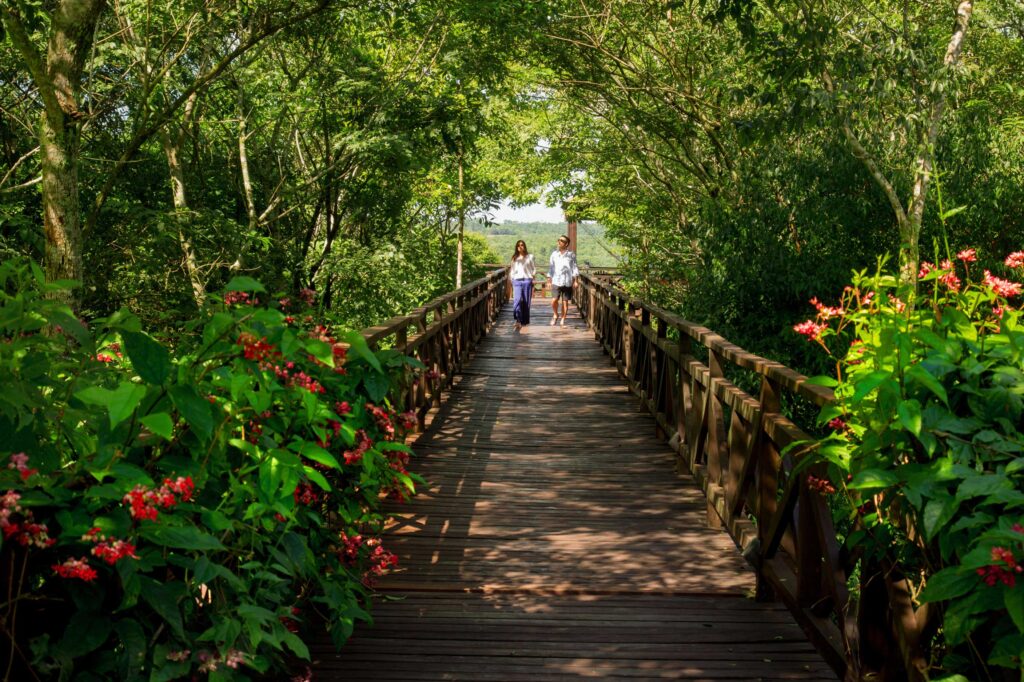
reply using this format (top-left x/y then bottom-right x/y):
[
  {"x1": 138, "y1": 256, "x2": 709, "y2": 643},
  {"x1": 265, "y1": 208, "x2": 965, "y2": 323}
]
[
  {"x1": 7, "y1": 453, "x2": 37, "y2": 480},
  {"x1": 938, "y1": 261, "x2": 961, "y2": 292},
  {"x1": 1006, "y1": 252, "x2": 1024, "y2": 269},
  {"x1": 918, "y1": 261, "x2": 935, "y2": 279},
  {"x1": 828, "y1": 418, "x2": 847, "y2": 432},
  {"x1": 887, "y1": 295, "x2": 906, "y2": 313},
  {"x1": 793, "y1": 320, "x2": 827, "y2": 341},
  {"x1": 810, "y1": 297, "x2": 843, "y2": 319},
  {"x1": 957, "y1": 248, "x2": 977, "y2": 263},
  {"x1": 984, "y1": 270, "x2": 1022, "y2": 298}
]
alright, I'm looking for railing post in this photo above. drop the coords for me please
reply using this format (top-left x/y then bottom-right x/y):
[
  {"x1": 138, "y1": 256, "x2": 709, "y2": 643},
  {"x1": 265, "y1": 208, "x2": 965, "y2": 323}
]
[
  {"x1": 705, "y1": 349, "x2": 726, "y2": 530},
  {"x1": 754, "y1": 376, "x2": 782, "y2": 600}
]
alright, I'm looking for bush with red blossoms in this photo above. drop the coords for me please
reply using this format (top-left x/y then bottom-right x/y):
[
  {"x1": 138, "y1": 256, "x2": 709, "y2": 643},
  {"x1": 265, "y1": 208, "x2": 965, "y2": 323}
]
[
  {"x1": 0, "y1": 260, "x2": 423, "y2": 680},
  {"x1": 792, "y1": 250, "x2": 1024, "y2": 677}
]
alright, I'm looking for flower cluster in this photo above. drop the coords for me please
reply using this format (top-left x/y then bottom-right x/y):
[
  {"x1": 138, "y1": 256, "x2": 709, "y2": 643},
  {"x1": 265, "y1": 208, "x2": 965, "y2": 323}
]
[
  {"x1": 983, "y1": 270, "x2": 1021, "y2": 298},
  {"x1": 52, "y1": 557, "x2": 98, "y2": 582},
  {"x1": 343, "y1": 429, "x2": 374, "y2": 466},
  {"x1": 806, "y1": 475, "x2": 837, "y2": 495},
  {"x1": 293, "y1": 482, "x2": 319, "y2": 506},
  {"x1": 1005, "y1": 252, "x2": 1024, "y2": 269},
  {"x1": 8, "y1": 452, "x2": 37, "y2": 480},
  {"x1": 198, "y1": 649, "x2": 246, "y2": 673},
  {"x1": 977, "y1": 546, "x2": 1021, "y2": 588},
  {"x1": 363, "y1": 537, "x2": 398, "y2": 584},
  {"x1": 223, "y1": 291, "x2": 255, "y2": 306},
  {"x1": 366, "y1": 403, "x2": 395, "y2": 441},
  {"x1": 1, "y1": 490, "x2": 55, "y2": 548},
  {"x1": 793, "y1": 319, "x2": 828, "y2": 341},
  {"x1": 122, "y1": 476, "x2": 195, "y2": 521},
  {"x1": 237, "y1": 333, "x2": 279, "y2": 363},
  {"x1": 82, "y1": 527, "x2": 138, "y2": 565}
]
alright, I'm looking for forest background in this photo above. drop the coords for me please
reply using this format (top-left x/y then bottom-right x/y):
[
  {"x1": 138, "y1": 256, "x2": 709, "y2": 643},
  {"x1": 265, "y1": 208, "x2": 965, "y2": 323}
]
[{"x1": 1, "y1": 0, "x2": 1021, "y2": 374}]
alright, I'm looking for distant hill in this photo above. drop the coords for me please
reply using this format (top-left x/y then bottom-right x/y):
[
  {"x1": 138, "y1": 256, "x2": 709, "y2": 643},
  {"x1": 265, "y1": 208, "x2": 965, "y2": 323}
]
[{"x1": 471, "y1": 220, "x2": 621, "y2": 269}]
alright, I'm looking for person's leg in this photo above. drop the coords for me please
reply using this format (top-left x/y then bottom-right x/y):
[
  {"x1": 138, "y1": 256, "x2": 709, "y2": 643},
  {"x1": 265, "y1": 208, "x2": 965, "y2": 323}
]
[
  {"x1": 512, "y1": 280, "x2": 525, "y2": 328},
  {"x1": 550, "y1": 285, "x2": 558, "y2": 324},
  {"x1": 560, "y1": 294, "x2": 568, "y2": 325},
  {"x1": 523, "y1": 280, "x2": 533, "y2": 325}
]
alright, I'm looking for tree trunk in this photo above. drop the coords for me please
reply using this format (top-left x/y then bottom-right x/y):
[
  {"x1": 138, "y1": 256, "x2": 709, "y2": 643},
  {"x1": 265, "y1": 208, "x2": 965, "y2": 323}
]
[
  {"x1": 39, "y1": 111, "x2": 82, "y2": 302},
  {"x1": 456, "y1": 151, "x2": 465, "y2": 289},
  {"x1": 237, "y1": 83, "x2": 259, "y2": 232},
  {"x1": 2, "y1": 0, "x2": 107, "y2": 307},
  {"x1": 902, "y1": 0, "x2": 974, "y2": 282},
  {"x1": 159, "y1": 129, "x2": 206, "y2": 307}
]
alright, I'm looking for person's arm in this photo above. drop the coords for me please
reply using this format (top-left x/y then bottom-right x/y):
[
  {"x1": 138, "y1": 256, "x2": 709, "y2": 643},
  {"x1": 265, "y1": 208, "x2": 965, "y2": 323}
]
[
  {"x1": 527, "y1": 254, "x2": 536, "y2": 280},
  {"x1": 548, "y1": 251, "x2": 556, "y2": 281},
  {"x1": 570, "y1": 251, "x2": 580, "y2": 286}
]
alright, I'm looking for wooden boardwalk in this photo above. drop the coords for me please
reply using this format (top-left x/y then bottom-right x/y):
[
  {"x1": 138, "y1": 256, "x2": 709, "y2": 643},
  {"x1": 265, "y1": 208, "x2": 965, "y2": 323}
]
[{"x1": 310, "y1": 299, "x2": 837, "y2": 680}]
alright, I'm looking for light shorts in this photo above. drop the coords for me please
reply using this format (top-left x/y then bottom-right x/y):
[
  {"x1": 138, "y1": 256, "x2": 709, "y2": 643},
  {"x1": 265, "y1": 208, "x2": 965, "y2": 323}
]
[{"x1": 551, "y1": 285, "x2": 573, "y2": 301}]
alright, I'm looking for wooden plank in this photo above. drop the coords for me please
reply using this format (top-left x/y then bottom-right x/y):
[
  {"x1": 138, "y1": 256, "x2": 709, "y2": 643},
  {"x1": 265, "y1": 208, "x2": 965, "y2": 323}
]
[{"x1": 310, "y1": 302, "x2": 836, "y2": 681}]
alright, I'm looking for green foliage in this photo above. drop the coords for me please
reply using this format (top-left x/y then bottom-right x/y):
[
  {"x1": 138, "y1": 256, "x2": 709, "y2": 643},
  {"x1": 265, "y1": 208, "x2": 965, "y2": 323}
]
[
  {"x1": 801, "y1": 253, "x2": 1024, "y2": 677},
  {"x1": 473, "y1": 220, "x2": 620, "y2": 269},
  {"x1": 0, "y1": 258, "x2": 421, "y2": 679}
]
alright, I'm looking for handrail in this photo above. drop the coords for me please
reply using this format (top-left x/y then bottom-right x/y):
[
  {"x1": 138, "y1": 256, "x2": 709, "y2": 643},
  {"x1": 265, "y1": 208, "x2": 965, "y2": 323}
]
[
  {"x1": 358, "y1": 268, "x2": 508, "y2": 427},
  {"x1": 576, "y1": 271, "x2": 851, "y2": 677}
]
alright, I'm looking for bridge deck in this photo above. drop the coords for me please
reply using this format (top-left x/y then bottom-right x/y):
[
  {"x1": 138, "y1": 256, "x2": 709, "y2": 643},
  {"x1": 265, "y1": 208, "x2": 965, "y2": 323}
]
[{"x1": 311, "y1": 300, "x2": 837, "y2": 680}]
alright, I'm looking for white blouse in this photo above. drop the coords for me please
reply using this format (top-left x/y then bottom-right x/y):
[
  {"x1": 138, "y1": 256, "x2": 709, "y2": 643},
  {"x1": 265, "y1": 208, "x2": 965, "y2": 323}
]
[{"x1": 510, "y1": 254, "x2": 536, "y2": 280}]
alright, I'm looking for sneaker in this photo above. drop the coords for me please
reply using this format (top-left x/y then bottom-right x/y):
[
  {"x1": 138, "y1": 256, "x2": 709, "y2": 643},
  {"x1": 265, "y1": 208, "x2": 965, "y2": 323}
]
[
  {"x1": 559, "y1": 317, "x2": 566, "y2": 327},
  {"x1": 549, "y1": 316, "x2": 557, "y2": 326}
]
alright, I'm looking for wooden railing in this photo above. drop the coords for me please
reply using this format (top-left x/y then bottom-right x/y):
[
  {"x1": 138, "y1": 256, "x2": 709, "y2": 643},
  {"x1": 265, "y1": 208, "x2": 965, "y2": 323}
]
[
  {"x1": 359, "y1": 268, "x2": 508, "y2": 427},
  {"x1": 576, "y1": 271, "x2": 852, "y2": 678}
]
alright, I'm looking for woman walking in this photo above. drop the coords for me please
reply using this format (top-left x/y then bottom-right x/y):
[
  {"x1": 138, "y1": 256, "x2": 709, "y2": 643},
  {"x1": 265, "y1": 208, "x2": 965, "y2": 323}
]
[
  {"x1": 509, "y1": 240, "x2": 536, "y2": 331},
  {"x1": 548, "y1": 234, "x2": 579, "y2": 326}
]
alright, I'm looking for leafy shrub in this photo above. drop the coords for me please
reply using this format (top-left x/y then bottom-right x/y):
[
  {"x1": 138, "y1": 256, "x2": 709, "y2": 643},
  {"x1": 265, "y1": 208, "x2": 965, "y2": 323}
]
[
  {"x1": 796, "y1": 249, "x2": 1024, "y2": 678},
  {"x1": 0, "y1": 258, "x2": 421, "y2": 680}
]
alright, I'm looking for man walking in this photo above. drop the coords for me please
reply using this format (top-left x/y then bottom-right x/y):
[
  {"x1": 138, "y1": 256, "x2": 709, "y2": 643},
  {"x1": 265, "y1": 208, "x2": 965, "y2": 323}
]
[{"x1": 548, "y1": 234, "x2": 579, "y2": 327}]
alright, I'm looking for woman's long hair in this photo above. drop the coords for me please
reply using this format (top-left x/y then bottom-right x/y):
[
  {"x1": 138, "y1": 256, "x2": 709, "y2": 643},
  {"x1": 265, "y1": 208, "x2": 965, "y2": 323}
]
[{"x1": 510, "y1": 240, "x2": 528, "y2": 263}]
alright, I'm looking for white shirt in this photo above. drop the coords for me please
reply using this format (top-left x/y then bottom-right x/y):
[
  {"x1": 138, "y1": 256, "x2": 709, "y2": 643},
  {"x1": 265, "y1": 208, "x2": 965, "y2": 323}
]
[
  {"x1": 510, "y1": 254, "x2": 536, "y2": 280},
  {"x1": 548, "y1": 249, "x2": 579, "y2": 287}
]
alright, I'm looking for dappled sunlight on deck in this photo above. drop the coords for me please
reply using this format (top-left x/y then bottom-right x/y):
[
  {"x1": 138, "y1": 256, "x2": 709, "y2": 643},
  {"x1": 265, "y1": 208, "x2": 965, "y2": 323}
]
[{"x1": 311, "y1": 299, "x2": 837, "y2": 680}]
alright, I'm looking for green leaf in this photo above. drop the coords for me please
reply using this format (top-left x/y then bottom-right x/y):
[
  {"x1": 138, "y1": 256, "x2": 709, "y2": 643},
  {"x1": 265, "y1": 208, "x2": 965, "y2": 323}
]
[
  {"x1": 897, "y1": 399, "x2": 922, "y2": 435},
  {"x1": 281, "y1": 630, "x2": 310, "y2": 660},
  {"x1": 122, "y1": 331, "x2": 171, "y2": 384},
  {"x1": 140, "y1": 412, "x2": 174, "y2": 440},
  {"x1": 59, "y1": 612, "x2": 112, "y2": 658},
  {"x1": 850, "y1": 370, "x2": 892, "y2": 404},
  {"x1": 906, "y1": 364, "x2": 949, "y2": 405},
  {"x1": 363, "y1": 371, "x2": 390, "y2": 402},
  {"x1": 224, "y1": 276, "x2": 265, "y2": 293},
  {"x1": 169, "y1": 385, "x2": 214, "y2": 440},
  {"x1": 303, "y1": 465, "x2": 332, "y2": 492},
  {"x1": 923, "y1": 496, "x2": 960, "y2": 540},
  {"x1": 296, "y1": 442, "x2": 340, "y2": 469},
  {"x1": 958, "y1": 474, "x2": 1012, "y2": 499},
  {"x1": 1006, "y1": 585, "x2": 1024, "y2": 632},
  {"x1": 108, "y1": 382, "x2": 146, "y2": 428},
  {"x1": 941, "y1": 205, "x2": 967, "y2": 220},
  {"x1": 141, "y1": 525, "x2": 226, "y2": 551},
  {"x1": 848, "y1": 469, "x2": 898, "y2": 490},
  {"x1": 919, "y1": 569, "x2": 976, "y2": 603},
  {"x1": 140, "y1": 578, "x2": 185, "y2": 639},
  {"x1": 114, "y1": 618, "x2": 147, "y2": 678},
  {"x1": 340, "y1": 330, "x2": 382, "y2": 373}
]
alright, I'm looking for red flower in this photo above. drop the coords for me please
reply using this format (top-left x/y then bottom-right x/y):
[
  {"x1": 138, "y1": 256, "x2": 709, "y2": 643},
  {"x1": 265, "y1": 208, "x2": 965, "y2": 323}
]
[
  {"x1": 793, "y1": 320, "x2": 827, "y2": 341},
  {"x1": 53, "y1": 557, "x2": 98, "y2": 582},
  {"x1": 983, "y1": 270, "x2": 1022, "y2": 298},
  {"x1": 957, "y1": 248, "x2": 977, "y2": 263}
]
